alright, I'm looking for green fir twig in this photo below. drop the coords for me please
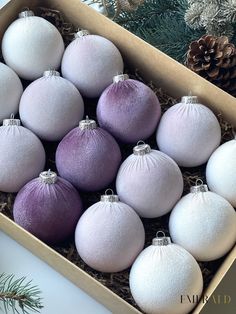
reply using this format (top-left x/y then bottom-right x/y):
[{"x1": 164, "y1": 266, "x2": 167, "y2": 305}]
[{"x1": 0, "y1": 274, "x2": 43, "y2": 314}]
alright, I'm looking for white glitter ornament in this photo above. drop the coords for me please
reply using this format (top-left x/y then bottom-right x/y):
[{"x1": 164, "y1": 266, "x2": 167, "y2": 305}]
[
  {"x1": 206, "y1": 136, "x2": 236, "y2": 207},
  {"x1": 130, "y1": 231, "x2": 203, "y2": 314},
  {"x1": 75, "y1": 190, "x2": 145, "y2": 272},
  {"x1": 2, "y1": 10, "x2": 64, "y2": 80},
  {"x1": 19, "y1": 70, "x2": 84, "y2": 141},
  {"x1": 169, "y1": 180, "x2": 236, "y2": 261},
  {"x1": 61, "y1": 29, "x2": 124, "y2": 98},
  {"x1": 116, "y1": 141, "x2": 183, "y2": 218},
  {"x1": 156, "y1": 95, "x2": 221, "y2": 167},
  {"x1": 0, "y1": 116, "x2": 46, "y2": 192},
  {"x1": 0, "y1": 62, "x2": 23, "y2": 122}
]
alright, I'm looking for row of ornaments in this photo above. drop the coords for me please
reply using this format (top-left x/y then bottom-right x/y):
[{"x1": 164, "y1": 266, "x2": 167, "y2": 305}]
[{"x1": 12, "y1": 172, "x2": 235, "y2": 314}]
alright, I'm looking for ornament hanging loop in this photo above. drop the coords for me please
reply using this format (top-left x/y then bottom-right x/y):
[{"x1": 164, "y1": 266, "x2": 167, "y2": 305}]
[
  {"x1": 152, "y1": 230, "x2": 171, "y2": 246},
  {"x1": 133, "y1": 141, "x2": 151, "y2": 155},
  {"x1": 190, "y1": 179, "x2": 208, "y2": 193},
  {"x1": 101, "y1": 189, "x2": 119, "y2": 203},
  {"x1": 3, "y1": 114, "x2": 21, "y2": 126}
]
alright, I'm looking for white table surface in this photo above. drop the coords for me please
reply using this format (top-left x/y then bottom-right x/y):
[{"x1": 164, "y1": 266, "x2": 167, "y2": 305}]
[{"x1": 0, "y1": 231, "x2": 111, "y2": 314}]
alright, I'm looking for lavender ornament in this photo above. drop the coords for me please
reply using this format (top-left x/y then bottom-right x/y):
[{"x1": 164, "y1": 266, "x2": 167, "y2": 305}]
[
  {"x1": 156, "y1": 95, "x2": 221, "y2": 167},
  {"x1": 116, "y1": 141, "x2": 183, "y2": 218},
  {"x1": 13, "y1": 170, "x2": 82, "y2": 244},
  {"x1": 19, "y1": 70, "x2": 84, "y2": 141},
  {"x1": 97, "y1": 74, "x2": 161, "y2": 143},
  {"x1": 61, "y1": 30, "x2": 124, "y2": 98},
  {"x1": 75, "y1": 190, "x2": 145, "y2": 272},
  {"x1": 0, "y1": 62, "x2": 23, "y2": 122},
  {"x1": 2, "y1": 10, "x2": 64, "y2": 81},
  {"x1": 0, "y1": 117, "x2": 45, "y2": 193},
  {"x1": 56, "y1": 117, "x2": 121, "y2": 191}
]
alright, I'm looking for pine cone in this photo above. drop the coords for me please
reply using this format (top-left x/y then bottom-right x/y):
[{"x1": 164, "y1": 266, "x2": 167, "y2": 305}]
[{"x1": 186, "y1": 35, "x2": 236, "y2": 96}]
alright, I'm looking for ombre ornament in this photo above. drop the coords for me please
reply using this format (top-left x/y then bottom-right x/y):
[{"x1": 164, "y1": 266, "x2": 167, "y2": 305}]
[
  {"x1": 97, "y1": 74, "x2": 161, "y2": 143},
  {"x1": 169, "y1": 180, "x2": 236, "y2": 261},
  {"x1": 61, "y1": 30, "x2": 124, "y2": 98},
  {"x1": 56, "y1": 117, "x2": 121, "y2": 191},
  {"x1": 116, "y1": 141, "x2": 183, "y2": 218},
  {"x1": 156, "y1": 95, "x2": 221, "y2": 167},
  {"x1": 13, "y1": 170, "x2": 82, "y2": 244},
  {"x1": 75, "y1": 190, "x2": 145, "y2": 272},
  {"x1": 0, "y1": 62, "x2": 23, "y2": 122},
  {"x1": 2, "y1": 9, "x2": 64, "y2": 80},
  {"x1": 0, "y1": 116, "x2": 45, "y2": 193},
  {"x1": 19, "y1": 70, "x2": 84, "y2": 141},
  {"x1": 129, "y1": 231, "x2": 203, "y2": 314}
]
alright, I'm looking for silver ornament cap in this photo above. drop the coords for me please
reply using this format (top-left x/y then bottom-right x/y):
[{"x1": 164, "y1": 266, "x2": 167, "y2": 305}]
[
  {"x1": 19, "y1": 9, "x2": 34, "y2": 18},
  {"x1": 113, "y1": 74, "x2": 129, "y2": 83},
  {"x1": 43, "y1": 70, "x2": 60, "y2": 77},
  {"x1": 40, "y1": 170, "x2": 58, "y2": 184},
  {"x1": 190, "y1": 179, "x2": 209, "y2": 193},
  {"x1": 3, "y1": 114, "x2": 20, "y2": 126},
  {"x1": 74, "y1": 29, "x2": 90, "y2": 39},
  {"x1": 152, "y1": 231, "x2": 171, "y2": 246},
  {"x1": 101, "y1": 189, "x2": 119, "y2": 203},
  {"x1": 133, "y1": 141, "x2": 151, "y2": 155},
  {"x1": 79, "y1": 116, "x2": 97, "y2": 130},
  {"x1": 181, "y1": 95, "x2": 199, "y2": 104}
]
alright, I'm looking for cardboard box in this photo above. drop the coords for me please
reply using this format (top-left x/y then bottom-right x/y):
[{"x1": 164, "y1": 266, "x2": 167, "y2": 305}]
[{"x1": 0, "y1": 1, "x2": 235, "y2": 313}]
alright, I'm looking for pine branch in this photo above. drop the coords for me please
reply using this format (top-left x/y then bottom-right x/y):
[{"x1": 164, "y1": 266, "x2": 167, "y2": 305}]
[{"x1": 0, "y1": 274, "x2": 43, "y2": 314}]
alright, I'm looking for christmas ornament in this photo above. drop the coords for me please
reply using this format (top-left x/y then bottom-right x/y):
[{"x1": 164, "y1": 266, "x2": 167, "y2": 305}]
[
  {"x1": 97, "y1": 74, "x2": 161, "y2": 143},
  {"x1": 129, "y1": 231, "x2": 203, "y2": 314},
  {"x1": 187, "y1": 35, "x2": 236, "y2": 96},
  {"x1": 169, "y1": 180, "x2": 236, "y2": 261},
  {"x1": 206, "y1": 137, "x2": 236, "y2": 207},
  {"x1": 61, "y1": 30, "x2": 124, "y2": 98},
  {"x1": 19, "y1": 70, "x2": 84, "y2": 141},
  {"x1": 156, "y1": 95, "x2": 221, "y2": 167},
  {"x1": 116, "y1": 141, "x2": 183, "y2": 218},
  {"x1": 0, "y1": 116, "x2": 45, "y2": 193},
  {"x1": 56, "y1": 117, "x2": 121, "y2": 191},
  {"x1": 13, "y1": 170, "x2": 82, "y2": 244},
  {"x1": 0, "y1": 62, "x2": 23, "y2": 122},
  {"x1": 2, "y1": 9, "x2": 64, "y2": 80},
  {"x1": 75, "y1": 189, "x2": 145, "y2": 272}
]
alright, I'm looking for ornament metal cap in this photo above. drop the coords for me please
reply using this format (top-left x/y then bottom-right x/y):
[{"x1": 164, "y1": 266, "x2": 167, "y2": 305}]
[
  {"x1": 101, "y1": 189, "x2": 119, "y2": 202},
  {"x1": 79, "y1": 116, "x2": 97, "y2": 130},
  {"x1": 19, "y1": 9, "x2": 34, "y2": 18},
  {"x1": 181, "y1": 95, "x2": 199, "y2": 104},
  {"x1": 3, "y1": 114, "x2": 20, "y2": 126},
  {"x1": 190, "y1": 179, "x2": 209, "y2": 193},
  {"x1": 133, "y1": 141, "x2": 151, "y2": 155},
  {"x1": 113, "y1": 74, "x2": 129, "y2": 83},
  {"x1": 74, "y1": 29, "x2": 90, "y2": 38},
  {"x1": 152, "y1": 231, "x2": 171, "y2": 246},
  {"x1": 43, "y1": 70, "x2": 60, "y2": 77},
  {"x1": 40, "y1": 170, "x2": 58, "y2": 184}
]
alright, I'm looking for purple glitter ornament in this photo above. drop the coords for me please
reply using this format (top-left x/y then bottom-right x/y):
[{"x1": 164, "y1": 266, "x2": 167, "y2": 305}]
[
  {"x1": 13, "y1": 170, "x2": 82, "y2": 244},
  {"x1": 97, "y1": 74, "x2": 161, "y2": 143},
  {"x1": 56, "y1": 117, "x2": 121, "y2": 191}
]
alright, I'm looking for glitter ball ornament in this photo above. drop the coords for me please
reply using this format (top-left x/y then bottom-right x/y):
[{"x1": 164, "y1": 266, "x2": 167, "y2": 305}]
[
  {"x1": 156, "y1": 95, "x2": 221, "y2": 167},
  {"x1": 61, "y1": 30, "x2": 124, "y2": 98},
  {"x1": 0, "y1": 62, "x2": 23, "y2": 122},
  {"x1": 169, "y1": 180, "x2": 236, "y2": 261},
  {"x1": 19, "y1": 70, "x2": 84, "y2": 141},
  {"x1": 13, "y1": 170, "x2": 82, "y2": 244},
  {"x1": 130, "y1": 231, "x2": 203, "y2": 314},
  {"x1": 206, "y1": 137, "x2": 236, "y2": 207},
  {"x1": 2, "y1": 10, "x2": 64, "y2": 80},
  {"x1": 75, "y1": 190, "x2": 145, "y2": 272},
  {"x1": 56, "y1": 117, "x2": 121, "y2": 191},
  {"x1": 116, "y1": 141, "x2": 183, "y2": 218},
  {"x1": 0, "y1": 117, "x2": 45, "y2": 193},
  {"x1": 97, "y1": 74, "x2": 161, "y2": 143}
]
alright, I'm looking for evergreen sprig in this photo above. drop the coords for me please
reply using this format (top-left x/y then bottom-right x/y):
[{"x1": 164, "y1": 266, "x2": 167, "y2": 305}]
[{"x1": 0, "y1": 274, "x2": 43, "y2": 314}]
